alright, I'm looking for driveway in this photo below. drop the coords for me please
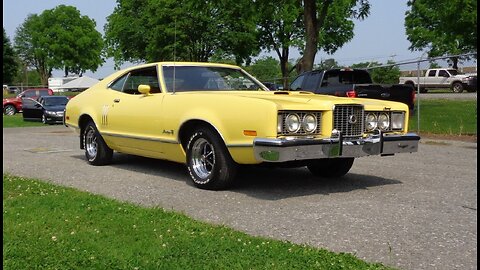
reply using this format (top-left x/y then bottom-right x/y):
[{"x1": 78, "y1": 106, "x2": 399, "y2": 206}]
[{"x1": 3, "y1": 126, "x2": 477, "y2": 270}]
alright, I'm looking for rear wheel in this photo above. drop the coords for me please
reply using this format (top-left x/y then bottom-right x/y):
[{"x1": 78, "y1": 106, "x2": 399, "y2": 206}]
[
  {"x1": 452, "y1": 82, "x2": 464, "y2": 93},
  {"x1": 186, "y1": 127, "x2": 237, "y2": 190},
  {"x1": 4, "y1": 105, "x2": 16, "y2": 115},
  {"x1": 307, "y1": 158, "x2": 354, "y2": 178},
  {"x1": 83, "y1": 121, "x2": 113, "y2": 165}
]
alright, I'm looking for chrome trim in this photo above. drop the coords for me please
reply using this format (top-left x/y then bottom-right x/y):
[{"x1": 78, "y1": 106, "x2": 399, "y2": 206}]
[
  {"x1": 101, "y1": 132, "x2": 179, "y2": 144},
  {"x1": 253, "y1": 132, "x2": 420, "y2": 162}
]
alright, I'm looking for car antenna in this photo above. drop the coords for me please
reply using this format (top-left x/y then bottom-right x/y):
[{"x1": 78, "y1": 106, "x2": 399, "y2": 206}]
[{"x1": 173, "y1": 17, "x2": 177, "y2": 95}]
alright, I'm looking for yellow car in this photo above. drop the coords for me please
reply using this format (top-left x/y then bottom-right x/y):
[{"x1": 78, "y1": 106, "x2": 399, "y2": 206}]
[{"x1": 64, "y1": 62, "x2": 420, "y2": 190}]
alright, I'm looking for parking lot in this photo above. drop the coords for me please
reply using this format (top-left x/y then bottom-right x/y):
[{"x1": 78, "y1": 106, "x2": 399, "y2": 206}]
[{"x1": 3, "y1": 126, "x2": 477, "y2": 270}]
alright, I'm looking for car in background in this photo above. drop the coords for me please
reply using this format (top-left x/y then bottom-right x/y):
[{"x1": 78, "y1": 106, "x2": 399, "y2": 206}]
[
  {"x1": 22, "y1": 95, "x2": 69, "y2": 124},
  {"x1": 64, "y1": 61, "x2": 419, "y2": 190},
  {"x1": 3, "y1": 88, "x2": 54, "y2": 115}
]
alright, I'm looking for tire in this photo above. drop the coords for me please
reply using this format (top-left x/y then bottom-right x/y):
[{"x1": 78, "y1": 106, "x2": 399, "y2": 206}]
[
  {"x1": 186, "y1": 127, "x2": 237, "y2": 190},
  {"x1": 83, "y1": 121, "x2": 113, "y2": 165},
  {"x1": 452, "y1": 82, "x2": 463, "y2": 93},
  {"x1": 41, "y1": 114, "x2": 47, "y2": 124},
  {"x1": 307, "y1": 158, "x2": 354, "y2": 178},
  {"x1": 4, "y1": 105, "x2": 16, "y2": 115}
]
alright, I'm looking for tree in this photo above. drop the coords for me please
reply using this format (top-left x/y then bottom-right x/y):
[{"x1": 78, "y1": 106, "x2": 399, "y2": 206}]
[
  {"x1": 3, "y1": 28, "x2": 19, "y2": 84},
  {"x1": 105, "y1": 0, "x2": 259, "y2": 67},
  {"x1": 350, "y1": 60, "x2": 401, "y2": 84},
  {"x1": 405, "y1": 0, "x2": 477, "y2": 69},
  {"x1": 314, "y1": 58, "x2": 339, "y2": 69},
  {"x1": 244, "y1": 56, "x2": 283, "y2": 82},
  {"x1": 14, "y1": 5, "x2": 104, "y2": 84},
  {"x1": 299, "y1": 0, "x2": 370, "y2": 73}
]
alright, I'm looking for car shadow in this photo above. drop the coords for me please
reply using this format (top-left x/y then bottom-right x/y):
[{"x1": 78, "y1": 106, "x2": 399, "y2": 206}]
[{"x1": 71, "y1": 153, "x2": 402, "y2": 200}]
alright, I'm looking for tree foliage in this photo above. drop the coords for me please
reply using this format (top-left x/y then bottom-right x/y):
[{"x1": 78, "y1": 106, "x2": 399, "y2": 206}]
[
  {"x1": 3, "y1": 28, "x2": 19, "y2": 84},
  {"x1": 350, "y1": 60, "x2": 401, "y2": 84},
  {"x1": 244, "y1": 56, "x2": 284, "y2": 82},
  {"x1": 405, "y1": 0, "x2": 477, "y2": 69},
  {"x1": 14, "y1": 5, "x2": 104, "y2": 84},
  {"x1": 104, "y1": 0, "x2": 259, "y2": 67}
]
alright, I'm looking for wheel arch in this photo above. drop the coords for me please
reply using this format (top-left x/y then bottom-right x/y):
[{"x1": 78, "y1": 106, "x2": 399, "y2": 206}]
[
  {"x1": 78, "y1": 114, "x2": 95, "y2": 149},
  {"x1": 178, "y1": 119, "x2": 225, "y2": 152}
]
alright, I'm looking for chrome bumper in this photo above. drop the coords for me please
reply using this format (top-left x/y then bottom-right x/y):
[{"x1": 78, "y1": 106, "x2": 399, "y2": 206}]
[{"x1": 253, "y1": 132, "x2": 420, "y2": 162}]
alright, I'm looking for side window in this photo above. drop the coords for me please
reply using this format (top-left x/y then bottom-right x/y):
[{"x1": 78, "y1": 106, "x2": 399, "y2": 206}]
[
  {"x1": 322, "y1": 71, "x2": 340, "y2": 86},
  {"x1": 438, "y1": 70, "x2": 449, "y2": 77},
  {"x1": 428, "y1": 70, "x2": 436, "y2": 77},
  {"x1": 39, "y1": 90, "x2": 49, "y2": 96},
  {"x1": 290, "y1": 75, "x2": 305, "y2": 90},
  {"x1": 109, "y1": 66, "x2": 160, "y2": 94},
  {"x1": 25, "y1": 91, "x2": 37, "y2": 97},
  {"x1": 303, "y1": 73, "x2": 320, "y2": 91}
]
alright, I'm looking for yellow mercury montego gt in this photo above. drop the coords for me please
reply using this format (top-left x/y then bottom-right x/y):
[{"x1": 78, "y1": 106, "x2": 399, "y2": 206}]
[{"x1": 64, "y1": 62, "x2": 420, "y2": 190}]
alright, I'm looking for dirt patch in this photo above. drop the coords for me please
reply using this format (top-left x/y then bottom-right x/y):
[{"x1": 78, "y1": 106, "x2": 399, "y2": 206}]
[{"x1": 418, "y1": 132, "x2": 477, "y2": 143}]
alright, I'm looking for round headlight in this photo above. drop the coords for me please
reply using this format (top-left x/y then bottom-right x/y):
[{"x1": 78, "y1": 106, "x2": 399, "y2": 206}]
[
  {"x1": 365, "y1": 113, "x2": 377, "y2": 131},
  {"x1": 302, "y1": 114, "x2": 317, "y2": 133},
  {"x1": 285, "y1": 113, "x2": 301, "y2": 133},
  {"x1": 378, "y1": 113, "x2": 390, "y2": 130}
]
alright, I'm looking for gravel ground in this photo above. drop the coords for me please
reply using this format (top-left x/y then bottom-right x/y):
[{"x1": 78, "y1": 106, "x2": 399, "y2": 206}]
[{"x1": 3, "y1": 126, "x2": 477, "y2": 270}]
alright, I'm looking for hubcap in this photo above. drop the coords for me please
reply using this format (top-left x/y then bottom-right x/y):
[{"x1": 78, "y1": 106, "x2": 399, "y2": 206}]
[
  {"x1": 42, "y1": 115, "x2": 46, "y2": 124},
  {"x1": 85, "y1": 127, "x2": 98, "y2": 159},
  {"x1": 191, "y1": 138, "x2": 215, "y2": 180},
  {"x1": 4, "y1": 106, "x2": 15, "y2": 115}
]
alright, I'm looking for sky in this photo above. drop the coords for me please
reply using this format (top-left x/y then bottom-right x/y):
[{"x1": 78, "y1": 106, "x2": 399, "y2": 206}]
[{"x1": 3, "y1": 0, "x2": 476, "y2": 79}]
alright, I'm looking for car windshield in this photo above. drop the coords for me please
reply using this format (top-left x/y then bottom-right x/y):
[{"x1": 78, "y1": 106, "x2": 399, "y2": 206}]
[
  {"x1": 162, "y1": 66, "x2": 266, "y2": 92},
  {"x1": 43, "y1": 97, "x2": 69, "y2": 106}
]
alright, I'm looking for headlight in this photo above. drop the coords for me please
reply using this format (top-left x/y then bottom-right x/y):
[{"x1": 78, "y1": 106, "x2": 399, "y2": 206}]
[
  {"x1": 302, "y1": 114, "x2": 317, "y2": 133},
  {"x1": 285, "y1": 113, "x2": 300, "y2": 132},
  {"x1": 391, "y1": 112, "x2": 405, "y2": 130},
  {"x1": 365, "y1": 113, "x2": 377, "y2": 131},
  {"x1": 45, "y1": 111, "x2": 56, "y2": 116},
  {"x1": 377, "y1": 113, "x2": 390, "y2": 130}
]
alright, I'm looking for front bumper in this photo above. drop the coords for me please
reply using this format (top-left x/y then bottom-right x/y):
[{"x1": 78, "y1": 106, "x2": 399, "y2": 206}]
[{"x1": 253, "y1": 132, "x2": 420, "y2": 162}]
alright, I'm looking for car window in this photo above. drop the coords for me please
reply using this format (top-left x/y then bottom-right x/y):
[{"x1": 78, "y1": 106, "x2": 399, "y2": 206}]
[
  {"x1": 43, "y1": 97, "x2": 69, "y2": 106},
  {"x1": 438, "y1": 70, "x2": 449, "y2": 77},
  {"x1": 290, "y1": 74, "x2": 305, "y2": 90},
  {"x1": 24, "y1": 91, "x2": 37, "y2": 97},
  {"x1": 162, "y1": 66, "x2": 263, "y2": 92},
  {"x1": 428, "y1": 70, "x2": 436, "y2": 77},
  {"x1": 109, "y1": 66, "x2": 160, "y2": 94},
  {"x1": 39, "y1": 90, "x2": 50, "y2": 96}
]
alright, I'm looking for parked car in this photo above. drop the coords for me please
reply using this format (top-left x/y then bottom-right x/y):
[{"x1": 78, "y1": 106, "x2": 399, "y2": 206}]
[
  {"x1": 3, "y1": 88, "x2": 54, "y2": 115},
  {"x1": 289, "y1": 69, "x2": 416, "y2": 111},
  {"x1": 64, "y1": 62, "x2": 419, "y2": 190},
  {"x1": 22, "y1": 95, "x2": 69, "y2": 124},
  {"x1": 399, "y1": 68, "x2": 477, "y2": 93}
]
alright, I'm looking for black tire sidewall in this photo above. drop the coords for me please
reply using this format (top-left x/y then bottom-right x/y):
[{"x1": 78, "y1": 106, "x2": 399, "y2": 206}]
[{"x1": 83, "y1": 121, "x2": 113, "y2": 165}]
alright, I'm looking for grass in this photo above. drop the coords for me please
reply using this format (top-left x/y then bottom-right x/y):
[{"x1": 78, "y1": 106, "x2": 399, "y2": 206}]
[
  {"x1": 409, "y1": 99, "x2": 477, "y2": 135},
  {"x1": 3, "y1": 114, "x2": 46, "y2": 128},
  {"x1": 3, "y1": 174, "x2": 394, "y2": 270}
]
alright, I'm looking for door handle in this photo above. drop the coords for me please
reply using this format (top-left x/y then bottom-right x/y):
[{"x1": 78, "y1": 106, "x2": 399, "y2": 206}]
[{"x1": 113, "y1": 99, "x2": 120, "y2": 103}]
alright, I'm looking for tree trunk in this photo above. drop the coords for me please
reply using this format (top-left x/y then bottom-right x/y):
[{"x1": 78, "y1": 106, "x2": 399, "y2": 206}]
[
  {"x1": 301, "y1": 0, "x2": 318, "y2": 73},
  {"x1": 280, "y1": 47, "x2": 290, "y2": 89},
  {"x1": 451, "y1": 57, "x2": 459, "y2": 70}
]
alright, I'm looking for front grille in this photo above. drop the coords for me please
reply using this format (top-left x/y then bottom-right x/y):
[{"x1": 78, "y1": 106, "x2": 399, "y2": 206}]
[
  {"x1": 278, "y1": 111, "x2": 322, "y2": 136},
  {"x1": 333, "y1": 105, "x2": 364, "y2": 137}
]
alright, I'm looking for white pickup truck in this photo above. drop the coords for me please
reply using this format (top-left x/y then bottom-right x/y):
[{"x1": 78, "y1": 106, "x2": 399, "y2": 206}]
[{"x1": 399, "y1": 68, "x2": 477, "y2": 93}]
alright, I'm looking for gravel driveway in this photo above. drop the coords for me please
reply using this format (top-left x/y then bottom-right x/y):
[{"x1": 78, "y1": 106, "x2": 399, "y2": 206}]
[{"x1": 3, "y1": 126, "x2": 477, "y2": 270}]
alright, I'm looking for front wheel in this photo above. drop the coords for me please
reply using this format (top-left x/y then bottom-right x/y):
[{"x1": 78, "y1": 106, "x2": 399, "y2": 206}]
[
  {"x1": 186, "y1": 127, "x2": 237, "y2": 190},
  {"x1": 41, "y1": 114, "x2": 47, "y2": 124},
  {"x1": 307, "y1": 158, "x2": 354, "y2": 178},
  {"x1": 83, "y1": 121, "x2": 113, "y2": 165},
  {"x1": 452, "y1": 82, "x2": 464, "y2": 93},
  {"x1": 4, "y1": 105, "x2": 16, "y2": 115}
]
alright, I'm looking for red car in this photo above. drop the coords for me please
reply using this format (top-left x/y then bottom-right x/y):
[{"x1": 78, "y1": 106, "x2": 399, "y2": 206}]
[{"x1": 3, "y1": 88, "x2": 54, "y2": 115}]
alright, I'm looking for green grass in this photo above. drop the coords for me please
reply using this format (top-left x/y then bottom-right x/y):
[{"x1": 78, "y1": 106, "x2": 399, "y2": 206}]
[
  {"x1": 409, "y1": 99, "x2": 477, "y2": 135},
  {"x1": 3, "y1": 114, "x2": 46, "y2": 128},
  {"x1": 3, "y1": 174, "x2": 393, "y2": 270}
]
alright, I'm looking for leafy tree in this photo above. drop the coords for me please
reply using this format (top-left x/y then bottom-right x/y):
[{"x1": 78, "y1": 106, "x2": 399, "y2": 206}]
[
  {"x1": 14, "y1": 5, "x2": 103, "y2": 84},
  {"x1": 299, "y1": 0, "x2": 370, "y2": 73},
  {"x1": 350, "y1": 60, "x2": 401, "y2": 84},
  {"x1": 105, "y1": 0, "x2": 259, "y2": 67},
  {"x1": 244, "y1": 56, "x2": 283, "y2": 82},
  {"x1": 405, "y1": 0, "x2": 477, "y2": 69},
  {"x1": 3, "y1": 28, "x2": 19, "y2": 84},
  {"x1": 314, "y1": 58, "x2": 339, "y2": 69}
]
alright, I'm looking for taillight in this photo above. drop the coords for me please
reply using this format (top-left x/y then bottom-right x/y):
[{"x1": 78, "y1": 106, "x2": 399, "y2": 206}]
[{"x1": 346, "y1": 90, "x2": 357, "y2": 97}]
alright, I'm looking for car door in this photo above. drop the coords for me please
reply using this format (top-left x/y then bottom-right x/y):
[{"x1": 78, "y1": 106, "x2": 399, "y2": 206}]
[
  {"x1": 22, "y1": 98, "x2": 43, "y2": 120},
  {"x1": 103, "y1": 65, "x2": 167, "y2": 156}
]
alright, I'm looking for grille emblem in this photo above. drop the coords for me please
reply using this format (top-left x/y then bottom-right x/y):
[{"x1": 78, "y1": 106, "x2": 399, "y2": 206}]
[{"x1": 348, "y1": 114, "x2": 357, "y2": 124}]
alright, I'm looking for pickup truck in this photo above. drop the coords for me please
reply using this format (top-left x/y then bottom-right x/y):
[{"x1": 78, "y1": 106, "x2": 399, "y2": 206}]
[
  {"x1": 398, "y1": 68, "x2": 477, "y2": 93},
  {"x1": 3, "y1": 88, "x2": 54, "y2": 115},
  {"x1": 289, "y1": 68, "x2": 416, "y2": 111}
]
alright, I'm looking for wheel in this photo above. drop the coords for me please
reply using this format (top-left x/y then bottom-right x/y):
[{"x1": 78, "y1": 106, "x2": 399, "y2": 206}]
[
  {"x1": 452, "y1": 82, "x2": 463, "y2": 93},
  {"x1": 3, "y1": 105, "x2": 16, "y2": 115},
  {"x1": 83, "y1": 121, "x2": 113, "y2": 165},
  {"x1": 41, "y1": 114, "x2": 47, "y2": 124},
  {"x1": 307, "y1": 158, "x2": 354, "y2": 178},
  {"x1": 186, "y1": 127, "x2": 237, "y2": 190},
  {"x1": 419, "y1": 87, "x2": 428, "y2": 93}
]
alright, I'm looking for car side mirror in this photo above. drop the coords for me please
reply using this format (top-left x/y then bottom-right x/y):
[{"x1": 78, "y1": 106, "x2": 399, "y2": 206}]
[{"x1": 138, "y1": 84, "x2": 151, "y2": 95}]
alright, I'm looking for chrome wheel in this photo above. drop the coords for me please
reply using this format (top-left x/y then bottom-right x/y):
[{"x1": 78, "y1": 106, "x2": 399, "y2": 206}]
[
  {"x1": 190, "y1": 138, "x2": 215, "y2": 181},
  {"x1": 85, "y1": 126, "x2": 98, "y2": 161},
  {"x1": 41, "y1": 114, "x2": 47, "y2": 124},
  {"x1": 4, "y1": 105, "x2": 16, "y2": 115}
]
